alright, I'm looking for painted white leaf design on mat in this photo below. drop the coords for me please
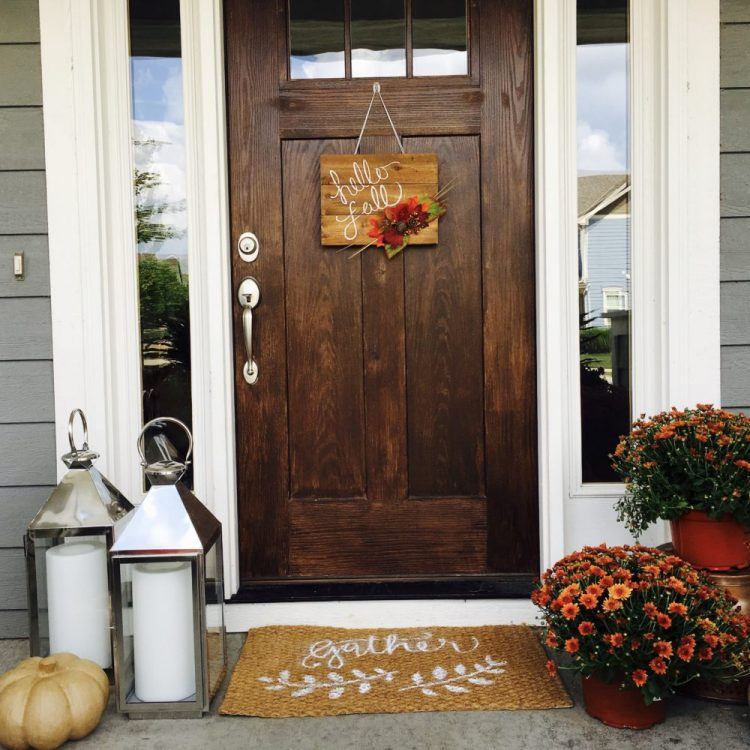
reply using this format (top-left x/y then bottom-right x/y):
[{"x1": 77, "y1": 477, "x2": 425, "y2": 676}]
[
  {"x1": 279, "y1": 670, "x2": 291, "y2": 681},
  {"x1": 444, "y1": 684, "x2": 469, "y2": 694},
  {"x1": 328, "y1": 672, "x2": 344, "y2": 683},
  {"x1": 421, "y1": 688, "x2": 439, "y2": 697},
  {"x1": 303, "y1": 675, "x2": 316, "y2": 684},
  {"x1": 411, "y1": 672, "x2": 424, "y2": 685},
  {"x1": 257, "y1": 676, "x2": 274, "y2": 683},
  {"x1": 468, "y1": 677, "x2": 493, "y2": 686},
  {"x1": 454, "y1": 664, "x2": 466, "y2": 675},
  {"x1": 359, "y1": 682, "x2": 371, "y2": 694},
  {"x1": 432, "y1": 667, "x2": 447, "y2": 680},
  {"x1": 328, "y1": 687, "x2": 345, "y2": 699}
]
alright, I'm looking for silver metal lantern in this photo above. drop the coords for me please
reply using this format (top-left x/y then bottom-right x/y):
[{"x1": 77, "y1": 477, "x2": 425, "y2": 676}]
[
  {"x1": 24, "y1": 409, "x2": 135, "y2": 672},
  {"x1": 110, "y1": 417, "x2": 227, "y2": 719}
]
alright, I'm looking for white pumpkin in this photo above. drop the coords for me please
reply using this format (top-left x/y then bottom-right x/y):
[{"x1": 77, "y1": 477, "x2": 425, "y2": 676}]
[{"x1": 0, "y1": 653, "x2": 109, "y2": 750}]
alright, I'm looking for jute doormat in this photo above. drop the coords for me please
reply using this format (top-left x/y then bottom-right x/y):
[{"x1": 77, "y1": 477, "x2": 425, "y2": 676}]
[{"x1": 219, "y1": 625, "x2": 571, "y2": 718}]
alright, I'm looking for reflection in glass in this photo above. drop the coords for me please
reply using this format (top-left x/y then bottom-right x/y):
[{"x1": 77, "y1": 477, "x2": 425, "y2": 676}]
[
  {"x1": 412, "y1": 0, "x2": 467, "y2": 76},
  {"x1": 351, "y1": 1, "x2": 405, "y2": 78},
  {"x1": 576, "y1": 0, "x2": 630, "y2": 483},
  {"x1": 289, "y1": 0, "x2": 346, "y2": 79},
  {"x1": 129, "y1": 0, "x2": 193, "y2": 486}
]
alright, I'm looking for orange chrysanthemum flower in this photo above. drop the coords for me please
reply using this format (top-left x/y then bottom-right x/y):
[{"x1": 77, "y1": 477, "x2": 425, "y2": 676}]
[
  {"x1": 677, "y1": 643, "x2": 695, "y2": 662},
  {"x1": 698, "y1": 645, "x2": 714, "y2": 661},
  {"x1": 546, "y1": 659, "x2": 557, "y2": 677},
  {"x1": 668, "y1": 602, "x2": 688, "y2": 617},
  {"x1": 602, "y1": 597, "x2": 623, "y2": 612},
  {"x1": 653, "y1": 640, "x2": 673, "y2": 658},
  {"x1": 561, "y1": 602, "x2": 580, "y2": 620},
  {"x1": 656, "y1": 613, "x2": 673, "y2": 629},
  {"x1": 578, "y1": 621, "x2": 595, "y2": 636},
  {"x1": 545, "y1": 631, "x2": 558, "y2": 648},
  {"x1": 643, "y1": 602, "x2": 658, "y2": 618},
  {"x1": 632, "y1": 669, "x2": 648, "y2": 687},
  {"x1": 565, "y1": 637, "x2": 580, "y2": 654},
  {"x1": 608, "y1": 583, "x2": 633, "y2": 601},
  {"x1": 649, "y1": 657, "x2": 668, "y2": 675},
  {"x1": 579, "y1": 593, "x2": 598, "y2": 610}
]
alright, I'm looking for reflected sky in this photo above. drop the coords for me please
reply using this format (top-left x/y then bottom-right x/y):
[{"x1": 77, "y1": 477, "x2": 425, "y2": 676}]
[
  {"x1": 131, "y1": 56, "x2": 188, "y2": 270},
  {"x1": 577, "y1": 44, "x2": 628, "y2": 173}
]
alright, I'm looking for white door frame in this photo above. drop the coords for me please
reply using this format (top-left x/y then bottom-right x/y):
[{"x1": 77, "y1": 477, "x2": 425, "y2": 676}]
[{"x1": 38, "y1": 0, "x2": 719, "y2": 624}]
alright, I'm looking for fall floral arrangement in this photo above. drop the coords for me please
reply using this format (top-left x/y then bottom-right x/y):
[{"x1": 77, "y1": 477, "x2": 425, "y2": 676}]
[
  {"x1": 366, "y1": 195, "x2": 446, "y2": 259},
  {"x1": 611, "y1": 405, "x2": 750, "y2": 536},
  {"x1": 532, "y1": 544, "x2": 750, "y2": 704}
]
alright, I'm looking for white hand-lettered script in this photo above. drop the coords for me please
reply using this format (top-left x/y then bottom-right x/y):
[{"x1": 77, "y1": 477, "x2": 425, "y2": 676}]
[
  {"x1": 327, "y1": 158, "x2": 404, "y2": 242},
  {"x1": 301, "y1": 631, "x2": 481, "y2": 670}
]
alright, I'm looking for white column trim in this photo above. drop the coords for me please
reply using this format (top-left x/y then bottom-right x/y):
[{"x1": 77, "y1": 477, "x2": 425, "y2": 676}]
[
  {"x1": 40, "y1": 0, "x2": 143, "y2": 501},
  {"x1": 180, "y1": 0, "x2": 240, "y2": 594},
  {"x1": 534, "y1": 0, "x2": 576, "y2": 569}
]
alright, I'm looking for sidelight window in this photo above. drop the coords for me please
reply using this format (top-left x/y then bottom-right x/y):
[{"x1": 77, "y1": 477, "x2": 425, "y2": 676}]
[
  {"x1": 576, "y1": 0, "x2": 631, "y2": 484},
  {"x1": 288, "y1": 0, "x2": 468, "y2": 80},
  {"x1": 128, "y1": 0, "x2": 194, "y2": 484}
]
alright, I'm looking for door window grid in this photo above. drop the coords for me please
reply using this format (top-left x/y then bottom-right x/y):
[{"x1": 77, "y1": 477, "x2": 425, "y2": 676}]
[{"x1": 288, "y1": 0, "x2": 468, "y2": 80}]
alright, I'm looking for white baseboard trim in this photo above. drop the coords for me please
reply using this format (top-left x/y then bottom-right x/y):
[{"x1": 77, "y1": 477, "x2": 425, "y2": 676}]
[{"x1": 224, "y1": 600, "x2": 541, "y2": 633}]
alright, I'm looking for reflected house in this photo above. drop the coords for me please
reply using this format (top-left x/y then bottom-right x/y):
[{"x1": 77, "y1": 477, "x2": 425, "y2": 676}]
[{"x1": 578, "y1": 173, "x2": 631, "y2": 390}]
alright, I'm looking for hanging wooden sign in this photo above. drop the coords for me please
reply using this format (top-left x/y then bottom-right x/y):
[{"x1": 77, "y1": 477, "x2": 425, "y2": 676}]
[{"x1": 320, "y1": 153, "x2": 444, "y2": 258}]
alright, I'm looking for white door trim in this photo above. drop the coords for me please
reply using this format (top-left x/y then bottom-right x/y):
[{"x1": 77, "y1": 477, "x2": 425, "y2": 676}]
[{"x1": 39, "y1": 0, "x2": 720, "y2": 620}]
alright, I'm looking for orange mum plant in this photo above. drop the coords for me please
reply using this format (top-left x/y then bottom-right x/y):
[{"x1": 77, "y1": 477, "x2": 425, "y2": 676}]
[
  {"x1": 611, "y1": 405, "x2": 750, "y2": 536},
  {"x1": 532, "y1": 545, "x2": 750, "y2": 704}
]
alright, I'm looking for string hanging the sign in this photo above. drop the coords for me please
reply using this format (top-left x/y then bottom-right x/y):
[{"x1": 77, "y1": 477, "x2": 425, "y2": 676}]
[{"x1": 354, "y1": 82, "x2": 405, "y2": 155}]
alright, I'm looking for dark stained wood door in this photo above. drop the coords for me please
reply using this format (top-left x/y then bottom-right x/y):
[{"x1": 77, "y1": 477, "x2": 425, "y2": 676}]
[{"x1": 225, "y1": 0, "x2": 538, "y2": 596}]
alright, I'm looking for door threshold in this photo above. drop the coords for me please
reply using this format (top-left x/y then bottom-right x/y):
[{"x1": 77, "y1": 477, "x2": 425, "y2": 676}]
[
  {"x1": 224, "y1": 598, "x2": 540, "y2": 633},
  {"x1": 228, "y1": 575, "x2": 535, "y2": 603}
]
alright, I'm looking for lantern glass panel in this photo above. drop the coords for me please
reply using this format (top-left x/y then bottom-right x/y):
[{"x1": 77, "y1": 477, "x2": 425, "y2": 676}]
[
  {"x1": 28, "y1": 531, "x2": 112, "y2": 670},
  {"x1": 115, "y1": 556, "x2": 201, "y2": 712},
  {"x1": 204, "y1": 539, "x2": 227, "y2": 701}
]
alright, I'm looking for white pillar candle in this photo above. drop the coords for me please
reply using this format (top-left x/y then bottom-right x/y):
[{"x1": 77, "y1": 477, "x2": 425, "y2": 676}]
[
  {"x1": 46, "y1": 541, "x2": 111, "y2": 668},
  {"x1": 132, "y1": 561, "x2": 196, "y2": 702}
]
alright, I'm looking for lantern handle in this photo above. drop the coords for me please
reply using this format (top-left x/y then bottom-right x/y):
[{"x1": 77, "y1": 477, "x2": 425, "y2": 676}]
[
  {"x1": 67, "y1": 409, "x2": 89, "y2": 453},
  {"x1": 137, "y1": 417, "x2": 193, "y2": 467}
]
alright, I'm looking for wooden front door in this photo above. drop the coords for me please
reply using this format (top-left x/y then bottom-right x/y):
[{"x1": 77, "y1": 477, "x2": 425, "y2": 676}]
[{"x1": 225, "y1": 0, "x2": 537, "y2": 597}]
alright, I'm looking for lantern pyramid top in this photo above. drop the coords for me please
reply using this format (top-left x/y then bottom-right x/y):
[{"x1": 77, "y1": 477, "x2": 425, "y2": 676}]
[
  {"x1": 110, "y1": 417, "x2": 221, "y2": 555},
  {"x1": 28, "y1": 410, "x2": 134, "y2": 533},
  {"x1": 110, "y1": 482, "x2": 220, "y2": 555}
]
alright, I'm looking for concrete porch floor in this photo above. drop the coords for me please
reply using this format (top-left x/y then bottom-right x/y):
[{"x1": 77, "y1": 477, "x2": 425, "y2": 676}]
[{"x1": 1, "y1": 635, "x2": 748, "y2": 750}]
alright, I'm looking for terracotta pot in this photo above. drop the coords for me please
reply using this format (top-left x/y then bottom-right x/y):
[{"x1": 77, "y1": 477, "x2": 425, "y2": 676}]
[
  {"x1": 669, "y1": 510, "x2": 750, "y2": 571},
  {"x1": 582, "y1": 673, "x2": 666, "y2": 729}
]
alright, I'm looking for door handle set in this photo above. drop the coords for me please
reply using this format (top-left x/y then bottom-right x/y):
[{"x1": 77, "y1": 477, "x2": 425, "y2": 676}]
[
  {"x1": 237, "y1": 277, "x2": 260, "y2": 384},
  {"x1": 237, "y1": 232, "x2": 261, "y2": 385}
]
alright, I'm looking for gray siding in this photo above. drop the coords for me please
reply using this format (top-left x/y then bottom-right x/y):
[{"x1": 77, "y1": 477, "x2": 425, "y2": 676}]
[
  {"x1": 721, "y1": 3, "x2": 750, "y2": 411},
  {"x1": 0, "y1": 0, "x2": 55, "y2": 637}
]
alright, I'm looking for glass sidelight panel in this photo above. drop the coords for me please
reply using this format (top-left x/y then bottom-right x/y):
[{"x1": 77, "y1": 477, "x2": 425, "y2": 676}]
[
  {"x1": 351, "y1": 0, "x2": 406, "y2": 78},
  {"x1": 412, "y1": 0, "x2": 468, "y2": 77},
  {"x1": 128, "y1": 0, "x2": 193, "y2": 485},
  {"x1": 289, "y1": 0, "x2": 346, "y2": 79},
  {"x1": 576, "y1": 0, "x2": 631, "y2": 483}
]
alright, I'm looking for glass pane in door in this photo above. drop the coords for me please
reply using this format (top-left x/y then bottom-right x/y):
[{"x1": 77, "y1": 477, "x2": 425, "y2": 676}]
[
  {"x1": 412, "y1": 0, "x2": 468, "y2": 76},
  {"x1": 289, "y1": 0, "x2": 346, "y2": 79},
  {"x1": 351, "y1": 0, "x2": 406, "y2": 78}
]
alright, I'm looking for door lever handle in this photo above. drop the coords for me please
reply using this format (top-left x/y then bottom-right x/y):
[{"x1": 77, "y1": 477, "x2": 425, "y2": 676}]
[{"x1": 237, "y1": 277, "x2": 260, "y2": 384}]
